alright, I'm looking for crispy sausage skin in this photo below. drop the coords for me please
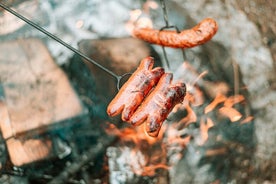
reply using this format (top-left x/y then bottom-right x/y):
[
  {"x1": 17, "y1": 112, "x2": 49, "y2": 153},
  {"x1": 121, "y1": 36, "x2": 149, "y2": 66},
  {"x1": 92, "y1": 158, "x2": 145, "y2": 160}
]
[
  {"x1": 107, "y1": 57, "x2": 164, "y2": 122},
  {"x1": 129, "y1": 73, "x2": 186, "y2": 137},
  {"x1": 133, "y1": 18, "x2": 218, "y2": 48}
]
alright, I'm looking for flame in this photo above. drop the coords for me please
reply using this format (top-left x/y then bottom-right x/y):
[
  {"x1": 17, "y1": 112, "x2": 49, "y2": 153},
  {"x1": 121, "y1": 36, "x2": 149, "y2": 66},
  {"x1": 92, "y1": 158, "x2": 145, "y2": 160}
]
[
  {"x1": 106, "y1": 122, "x2": 170, "y2": 177},
  {"x1": 218, "y1": 106, "x2": 242, "y2": 122},
  {"x1": 204, "y1": 94, "x2": 248, "y2": 123},
  {"x1": 224, "y1": 95, "x2": 245, "y2": 107},
  {"x1": 105, "y1": 123, "x2": 162, "y2": 145},
  {"x1": 204, "y1": 94, "x2": 227, "y2": 114},
  {"x1": 199, "y1": 117, "x2": 214, "y2": 145}
]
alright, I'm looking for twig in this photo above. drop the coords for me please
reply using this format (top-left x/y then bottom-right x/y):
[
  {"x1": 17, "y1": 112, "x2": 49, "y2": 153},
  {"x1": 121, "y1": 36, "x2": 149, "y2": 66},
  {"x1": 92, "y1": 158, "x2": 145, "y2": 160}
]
[{"x1": 48, "y1": 137, "x2": 115, "y2": 184}]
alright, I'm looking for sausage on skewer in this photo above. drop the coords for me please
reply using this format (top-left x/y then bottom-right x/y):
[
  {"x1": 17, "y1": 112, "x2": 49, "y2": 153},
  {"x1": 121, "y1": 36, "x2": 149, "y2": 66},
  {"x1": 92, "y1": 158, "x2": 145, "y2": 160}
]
[
  {"x1": 133, "y1": 18, "x2": 218, "y2": 48},
  {"x1": 107, "y1": 57, "x2": 164, "y2": 122},
  {"x1": 130, "y1": 73, "x2": 186, "y2": 137}
]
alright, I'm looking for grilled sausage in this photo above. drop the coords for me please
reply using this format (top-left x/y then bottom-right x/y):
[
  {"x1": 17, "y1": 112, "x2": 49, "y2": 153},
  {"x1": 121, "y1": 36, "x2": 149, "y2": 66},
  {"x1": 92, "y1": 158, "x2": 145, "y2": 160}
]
[
  {"x1": 130, "y1": 73, "x2": 186, "y2": 137},
  {"x1": 133, "y1": 18, "x2": 218, "y2": 48},
  {"x1": 107, "y1": 57, "x2": 164, "y2": 122}
]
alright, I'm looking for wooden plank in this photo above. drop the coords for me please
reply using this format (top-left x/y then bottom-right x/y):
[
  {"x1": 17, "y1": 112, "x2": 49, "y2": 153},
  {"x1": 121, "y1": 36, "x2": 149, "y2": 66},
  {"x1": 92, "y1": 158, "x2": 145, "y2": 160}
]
[
  {"x1": 6, "y1": 136, "x2": 53, "y2": 166},
  {"x1": 0, "y1": 39, "x2": 84, "y2": 139}
]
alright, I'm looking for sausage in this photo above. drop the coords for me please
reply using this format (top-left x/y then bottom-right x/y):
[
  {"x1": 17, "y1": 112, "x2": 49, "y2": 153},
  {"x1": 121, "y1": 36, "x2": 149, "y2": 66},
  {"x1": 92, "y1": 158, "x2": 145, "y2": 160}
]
[
  {"x1": 129, "y1": 73, "x2": 186, "y2": 137},
  {"x1": 133, "y1": 18, "x2": 218, "y2": 48},
  {"x1": 107, "y1": 57, "x2": 164, "y2": 122}
]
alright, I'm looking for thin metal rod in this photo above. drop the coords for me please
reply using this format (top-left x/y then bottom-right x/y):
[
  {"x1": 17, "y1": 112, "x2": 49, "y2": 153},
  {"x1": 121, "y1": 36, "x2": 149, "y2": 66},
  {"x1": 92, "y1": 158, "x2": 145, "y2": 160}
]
[
  {"x1": 159, "y1": 0, "x2": 169, "y2": 27},
  {"x1": 159, "y1": 0, "x2": 187, "y2": 68},
  {"x1": 0, "y1": 3, "x2": 119, "y2": 79},
  {"x1": 161, "y1": 46, "x2": 170, "y2": 69}
]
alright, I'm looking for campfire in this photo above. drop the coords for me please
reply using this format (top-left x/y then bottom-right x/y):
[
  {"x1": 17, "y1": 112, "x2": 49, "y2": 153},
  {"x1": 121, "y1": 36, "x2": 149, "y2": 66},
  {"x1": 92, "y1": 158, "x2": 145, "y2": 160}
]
[{"x1": 0, "y1": 0, "x2": 275, "y2": 184}]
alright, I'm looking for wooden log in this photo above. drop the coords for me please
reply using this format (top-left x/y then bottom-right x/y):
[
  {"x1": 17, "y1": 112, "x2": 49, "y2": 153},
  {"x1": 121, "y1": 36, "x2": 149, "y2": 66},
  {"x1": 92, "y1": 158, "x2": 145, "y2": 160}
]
[{"x1": 6, "y1": 137, "x2": 53, "y2": 166}]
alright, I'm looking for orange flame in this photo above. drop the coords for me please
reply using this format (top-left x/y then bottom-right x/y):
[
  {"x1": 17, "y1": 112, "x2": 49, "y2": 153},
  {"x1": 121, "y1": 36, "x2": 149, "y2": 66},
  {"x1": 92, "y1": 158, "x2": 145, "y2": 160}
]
[
  {"x1": 204, "y1": 94, "x2": 227, "y2": 114},
  {"x1": 199, "y1": 117, "x2": 214, "y2": 145},
  {"x1": 204, "y1": 94, "x2": 248, "y2": 123},
  {"x1": 105, "y1": 122, "x2": 169, "y2": 177},
  {"x1": 105, "y1": 123, "x2": 162, "y2": 145},
  {"x1": 218, "y1": 106, "x2": 242, "y2": 122},
  {"x1": 224, "y1": 95, "x2": 245, "y2": 107}
]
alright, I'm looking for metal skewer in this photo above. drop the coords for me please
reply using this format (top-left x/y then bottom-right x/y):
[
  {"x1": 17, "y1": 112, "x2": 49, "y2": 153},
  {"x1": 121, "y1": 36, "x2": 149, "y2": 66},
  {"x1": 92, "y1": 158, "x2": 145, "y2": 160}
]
[
  {"x1": 159, "y1": 0, "x2": 187, "y2": 69},
  {"x1": 0, "y1": 2, "x2": 129, "y2": 90}
]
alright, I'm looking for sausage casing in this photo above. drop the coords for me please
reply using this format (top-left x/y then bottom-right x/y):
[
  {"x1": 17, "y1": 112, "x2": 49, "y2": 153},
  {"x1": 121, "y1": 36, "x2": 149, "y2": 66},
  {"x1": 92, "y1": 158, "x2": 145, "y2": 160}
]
[
  {"x1": 133, "y1": 18, "x2": 218, "y2": 48},
  {"x1": 129, "y1": 73, "x2": 186, "y2": 137},
  {"x1": 107, "y1": 57, "x2": 164, "y2": 122}
]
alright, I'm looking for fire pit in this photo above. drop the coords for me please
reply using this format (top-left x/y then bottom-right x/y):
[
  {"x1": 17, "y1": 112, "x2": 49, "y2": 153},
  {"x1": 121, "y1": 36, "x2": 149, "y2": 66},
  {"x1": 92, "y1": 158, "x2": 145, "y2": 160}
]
[{"x1": 0, "y1": 0, "x2": 275, "y2": 183}]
